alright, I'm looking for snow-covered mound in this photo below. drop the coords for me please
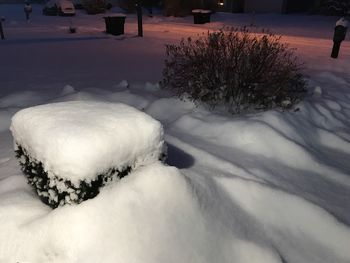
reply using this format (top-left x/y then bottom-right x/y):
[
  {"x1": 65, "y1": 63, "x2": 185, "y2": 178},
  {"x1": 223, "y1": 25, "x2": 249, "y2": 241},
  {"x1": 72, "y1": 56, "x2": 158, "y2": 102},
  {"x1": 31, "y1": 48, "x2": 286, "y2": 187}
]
[
  {"x1": 0, "y1": 162, "x2": 285, "y2": 263},
  {"x1": 10, "y1": 101, "x2": 165, "y2": 207},
  {"x1": 1, "y1": 161, "x2": 350, "y2": 263}
]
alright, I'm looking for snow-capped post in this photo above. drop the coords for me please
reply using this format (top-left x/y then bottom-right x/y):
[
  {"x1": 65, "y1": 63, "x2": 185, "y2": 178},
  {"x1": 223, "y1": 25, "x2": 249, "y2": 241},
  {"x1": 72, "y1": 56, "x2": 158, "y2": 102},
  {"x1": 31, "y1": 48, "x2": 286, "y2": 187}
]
[
  {"x1": 331, "y1": 17, "x2": 348, "y2": 58},
  {"x1": 24, "y1": 0, "x2": 32, "y2": 21},
  {"x1": 136, "y1": 0, "x2": 143, "y2": 37},
  {"x1": 0, "y1": 17, "x2": 5, "y2": 40}
]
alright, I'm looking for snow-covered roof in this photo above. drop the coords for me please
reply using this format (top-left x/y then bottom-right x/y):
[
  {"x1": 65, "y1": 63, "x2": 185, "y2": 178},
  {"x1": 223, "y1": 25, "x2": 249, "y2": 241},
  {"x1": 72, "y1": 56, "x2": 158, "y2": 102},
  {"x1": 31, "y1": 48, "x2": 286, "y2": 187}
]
[{"x1": 10, "y1": 101, "x2": 164, "y2": 185}]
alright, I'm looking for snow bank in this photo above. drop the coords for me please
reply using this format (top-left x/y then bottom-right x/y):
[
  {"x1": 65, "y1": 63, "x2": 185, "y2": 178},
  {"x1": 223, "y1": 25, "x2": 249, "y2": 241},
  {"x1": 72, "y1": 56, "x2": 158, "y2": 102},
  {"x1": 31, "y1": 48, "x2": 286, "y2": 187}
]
[
  {"x1": 1, "y1": 79, "x2": 349, "y2": 262},
  {"x1": 10, "y1": 101, "x2": 165, "y2": 184},
  {"x1": 0, "y1": 163, "x2": 281, "y2": 263}
]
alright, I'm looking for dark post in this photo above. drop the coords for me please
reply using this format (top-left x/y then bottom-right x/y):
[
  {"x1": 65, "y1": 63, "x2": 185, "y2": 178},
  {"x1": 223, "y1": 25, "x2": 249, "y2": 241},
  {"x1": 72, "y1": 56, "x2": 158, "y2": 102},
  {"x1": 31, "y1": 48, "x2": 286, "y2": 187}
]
[
  {"x1": 136, "y1": 1, "x2": 143, "y2": 37},
  {"x1": 331, "y1": 40, "x2": 342, "y2": 58},
  {"x1": 24, "y1": 1, "x2": 32, "y2": 21},
  {"x1": 331, "y1": 17, "x2": 348, "y2": 59},
  {"x1": 0, "y1": 17, "x2": 5, "y2": 40}
]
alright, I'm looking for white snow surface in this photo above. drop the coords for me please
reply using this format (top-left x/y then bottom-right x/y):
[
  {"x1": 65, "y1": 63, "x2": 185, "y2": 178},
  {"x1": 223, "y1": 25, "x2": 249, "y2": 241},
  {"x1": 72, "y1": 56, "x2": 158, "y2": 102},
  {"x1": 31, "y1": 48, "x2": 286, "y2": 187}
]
[
  {"x1": 10, "y1": 101, "x2": 164, "y2": 184},
  {"x1": 0, "y1": 4, "x2": 350, "y2": 263},
  {"x1": 336, "y1": 17, "x2": 349, "y2": 27}
]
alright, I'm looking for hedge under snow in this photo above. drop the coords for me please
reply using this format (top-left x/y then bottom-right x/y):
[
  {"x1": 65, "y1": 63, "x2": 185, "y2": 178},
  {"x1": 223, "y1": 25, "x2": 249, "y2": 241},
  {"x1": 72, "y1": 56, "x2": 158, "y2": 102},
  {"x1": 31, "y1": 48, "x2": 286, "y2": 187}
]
[{"x1": 10, "y1": 101, "x2": 165, "y2": 208}]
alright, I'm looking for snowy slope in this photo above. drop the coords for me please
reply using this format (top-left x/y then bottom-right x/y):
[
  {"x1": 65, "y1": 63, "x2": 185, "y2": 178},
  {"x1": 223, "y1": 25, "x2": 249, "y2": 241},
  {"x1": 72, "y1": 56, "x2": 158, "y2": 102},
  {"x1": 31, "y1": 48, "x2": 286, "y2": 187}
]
[{"x1": 0, "y1": 4, "x2": 350, "y2": 263}]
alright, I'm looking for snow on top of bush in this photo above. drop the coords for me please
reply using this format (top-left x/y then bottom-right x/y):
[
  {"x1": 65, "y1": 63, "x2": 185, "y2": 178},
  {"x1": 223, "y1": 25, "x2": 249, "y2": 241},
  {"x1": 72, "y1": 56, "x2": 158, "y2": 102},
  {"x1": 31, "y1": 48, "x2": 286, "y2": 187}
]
[{"x1": 10, "y1": 101, "x2": 164, "y2": 184}]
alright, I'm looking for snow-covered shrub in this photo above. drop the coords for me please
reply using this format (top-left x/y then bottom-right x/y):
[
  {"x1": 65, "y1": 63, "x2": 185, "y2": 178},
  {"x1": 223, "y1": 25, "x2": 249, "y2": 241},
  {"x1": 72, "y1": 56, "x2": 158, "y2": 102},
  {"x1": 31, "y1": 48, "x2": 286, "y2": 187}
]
[
  {"x1": 161, "y1": 27, "x2": 306, "y2": 113},
  {"x1": 11, "y1": 101, "x2": 166, "y2": 208},
  {"x1": 15, "y1": 145, "x2": 131, "y2": 208},
  {"x1": 82, "y1": 0, "x2": 106, "y2": 14}
]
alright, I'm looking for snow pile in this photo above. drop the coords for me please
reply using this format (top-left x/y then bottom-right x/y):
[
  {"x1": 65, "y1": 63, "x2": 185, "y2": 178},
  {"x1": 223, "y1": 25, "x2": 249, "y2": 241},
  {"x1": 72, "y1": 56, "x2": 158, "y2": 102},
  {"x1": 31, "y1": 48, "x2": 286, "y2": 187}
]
[
  {"x1": 0, "y1": 162, "x2": 285, "y2": 263},
  {"x1": 10, "y1": 101, "x2": 165, "y2": 207}
]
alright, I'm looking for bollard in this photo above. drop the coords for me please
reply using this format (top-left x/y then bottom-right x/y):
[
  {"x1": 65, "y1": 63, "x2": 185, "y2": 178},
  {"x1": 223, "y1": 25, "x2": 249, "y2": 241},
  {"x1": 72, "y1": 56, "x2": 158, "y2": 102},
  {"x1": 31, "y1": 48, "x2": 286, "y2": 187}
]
[
  {"x1": 0, "y1": 17, "x2": 5, "y2": 40},
  {"x1": 136, "y1": 1, "x2": 143, "y2": 37},
  {"x1": 331, "y1": 17, "x2": 348, "y2": 58}
]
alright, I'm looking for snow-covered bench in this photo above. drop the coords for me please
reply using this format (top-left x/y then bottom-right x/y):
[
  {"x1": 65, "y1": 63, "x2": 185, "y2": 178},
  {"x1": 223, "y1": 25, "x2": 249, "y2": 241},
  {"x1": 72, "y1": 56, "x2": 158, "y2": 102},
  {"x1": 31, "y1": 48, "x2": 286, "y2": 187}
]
[{"x1": 10, "y1": 101, "x2": 165, "y2": 208}]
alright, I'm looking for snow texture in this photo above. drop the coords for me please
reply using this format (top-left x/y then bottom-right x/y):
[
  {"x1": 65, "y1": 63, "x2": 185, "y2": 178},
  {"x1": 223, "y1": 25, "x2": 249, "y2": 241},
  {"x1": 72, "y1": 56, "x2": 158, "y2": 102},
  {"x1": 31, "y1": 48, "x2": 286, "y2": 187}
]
[
  {"x1": 336, "y1": 17, "x2": 349, "y2": 27},
  {"x1": 10, "y1": 101, "x2": 165, "y2": 185},
  {"x1": 0, "y1": 4, "x2": 350, "y2": 263}
]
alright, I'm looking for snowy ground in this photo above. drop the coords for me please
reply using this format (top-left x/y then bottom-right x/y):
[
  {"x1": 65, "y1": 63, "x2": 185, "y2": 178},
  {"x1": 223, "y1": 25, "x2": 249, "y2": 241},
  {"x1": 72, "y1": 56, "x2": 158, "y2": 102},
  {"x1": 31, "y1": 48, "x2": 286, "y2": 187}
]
[{"x1": 0, "y1": 4, "x2": 350, "y2": 263}]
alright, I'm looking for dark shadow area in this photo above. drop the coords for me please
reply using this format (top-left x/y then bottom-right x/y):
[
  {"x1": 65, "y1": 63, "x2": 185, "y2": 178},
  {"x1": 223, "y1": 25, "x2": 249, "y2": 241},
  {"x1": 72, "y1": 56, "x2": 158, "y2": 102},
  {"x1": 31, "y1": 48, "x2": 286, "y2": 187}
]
[
  {"x1": 165, "y1": 143, "x2": 195, "y2": 169},
  {"x1": 0, "y1": 36, "x2": 109, "y2": 45}
]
